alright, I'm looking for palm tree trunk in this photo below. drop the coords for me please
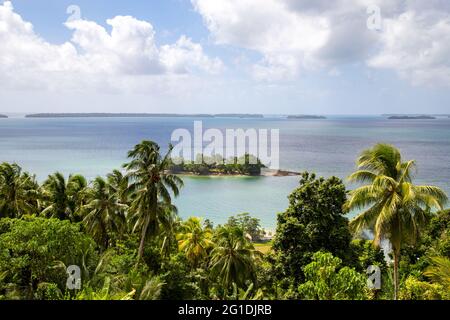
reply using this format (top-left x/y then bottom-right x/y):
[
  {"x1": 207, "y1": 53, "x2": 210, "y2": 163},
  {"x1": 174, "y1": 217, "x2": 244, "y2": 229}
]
[
  {"x1": 393, "y1": 250, "x2": 399, "y2": 300},
  {"x1": 136, "y1": 191, "x2": 157, "y2": 265},
  {"x1": 137, "y1": 217, "x2": 150, "y2": 263}
]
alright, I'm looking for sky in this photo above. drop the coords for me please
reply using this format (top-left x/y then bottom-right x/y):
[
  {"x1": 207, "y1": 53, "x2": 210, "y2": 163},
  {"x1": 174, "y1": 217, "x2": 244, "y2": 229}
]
[{"x1": 1, "y1": 0, "x2": 450, "y2": 115}]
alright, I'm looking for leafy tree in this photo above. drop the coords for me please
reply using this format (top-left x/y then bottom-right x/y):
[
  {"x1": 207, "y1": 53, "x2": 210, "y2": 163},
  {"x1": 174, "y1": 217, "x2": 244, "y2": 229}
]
[
  {"x1": 124, "y1": 141, "x2": 183, "y2": 263},
  {"x1": 344, "y1": 143, "x2": 448, "y2": 299},
  {"x1": 298, "y1": 252, "x2": 368, "y2": 300},
  {"x1": 348, "y1": 239, "x2": 386, "y2": 273},
  {"x1": 272, "y1": 172, "x2": 352, "y2": 285},
  {"x1": 399, "y1": 275, "x2": 447, "y2": 300},
  {"x1": 40, "y1": 172, "x2": 88, "y2": 221},
  {"x1": 426, "y1": 209, "x2": 450, "y2": 257},
  {"x1": 159, "y1": 253, "x2": 202, "y2": 300},
  {"x1": 397, "y1": 209, "x2": 450, "y2": 285},
  {"x1": 0, "y1": 163, "x2": 39, "y2": 218},
  {"x1": 0, "y1": 217, "x2": 97, "y2": 299},
  {"x1": 226, "y1": 213, "x2": 264, "y2": 241},
  {"x1": 82, "y1": 177, "x2": 127, "y2": 249},
  {"x1": 177, "y1": 217, "x2": 213, "y2": 268}
]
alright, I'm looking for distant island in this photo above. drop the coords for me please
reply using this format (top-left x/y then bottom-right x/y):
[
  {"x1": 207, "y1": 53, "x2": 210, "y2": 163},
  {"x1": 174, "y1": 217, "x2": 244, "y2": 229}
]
[
  {"x1": 0, "y1": 114, "x2": 8, "y2": 118},
  {"x1": 387, "y1": 115, "x2": 436, "y2": 120},
  {"x1": 25, "y1": 113, "x2": 264, "y2": 119},
  {"x1": 214, "y1": 114, "x2": 264, "y2": 118},
  {"x1": 287, "y1": 115, "x2": 326, "y2": 119}
]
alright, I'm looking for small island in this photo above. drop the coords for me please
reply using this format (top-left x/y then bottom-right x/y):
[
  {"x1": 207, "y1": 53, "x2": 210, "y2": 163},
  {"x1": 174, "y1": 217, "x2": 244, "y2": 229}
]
[
  {"x1": 287, "y1": 115, "x2": 326, "y2": 119},
  {"x1": 214, "y1": 114, "x2": 264, "y2": 118},
  {"x1": 169, "y1": 154, "x2": 266, "y2": 176},
  {"x1": 387, "y1": 115, "x2": 436, "y2": 120},
  {"x1": 0, "y1": 114, "x2": 8, "y2": 118},
  {"x1": 168, "y1": 154, "x2": 300, "y2": 177}
]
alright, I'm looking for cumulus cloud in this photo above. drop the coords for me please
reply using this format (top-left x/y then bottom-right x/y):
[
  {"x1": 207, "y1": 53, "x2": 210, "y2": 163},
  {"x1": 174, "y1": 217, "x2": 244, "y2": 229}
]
[
  {"x1": 192, "y1": 0, "x2": 450, "y2": 86},
  {"x1": 0, "y1": 1, "x2": 223, "y2": 93},
  {"x1": 368, "y1": 4, "x2": 450, "y2": 86}
]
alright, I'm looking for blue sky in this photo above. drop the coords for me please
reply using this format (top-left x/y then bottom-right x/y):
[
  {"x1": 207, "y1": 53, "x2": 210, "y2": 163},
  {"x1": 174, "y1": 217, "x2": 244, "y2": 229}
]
[{"x1": 1, "y1": 0, "x2": 450, "y2": 114}]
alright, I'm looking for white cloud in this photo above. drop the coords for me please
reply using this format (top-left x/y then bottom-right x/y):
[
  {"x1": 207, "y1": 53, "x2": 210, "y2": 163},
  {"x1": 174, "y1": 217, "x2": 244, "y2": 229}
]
[
  {"x1": 2, "y1": 0, "x2": 450, "y2": 93},
  {"x1": 160, "y1": 36, "x2": 223, "y2": 74},
  {"x1": 0, "y1": 1, "x2": 223, "y2": 93},
  {"x1": 192, "y1": 0, "x2": 450, "y2": 86},
  {"x1": 192, "y1": 0, "x2": 373, "y2": 81},
  {"x1": 368, "y1": 7, "x2": 450, "y2": 87}
]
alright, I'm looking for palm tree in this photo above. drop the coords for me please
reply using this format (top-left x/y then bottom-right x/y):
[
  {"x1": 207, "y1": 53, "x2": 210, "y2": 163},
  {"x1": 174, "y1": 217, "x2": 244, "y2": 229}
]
[
  {"x1": 82, "y1": 177, "x2": 127, "y2": 249},
  {"x1": 344, "y1": 143, "x2": 447, "y2": 299},
  {"x1": 209, "y1": 226, "x2": 261, "y2": 292},
  {"x1": 424, "y1": 256, "x2": 450, "y2": 292},
  {"x1": 159, "y1": 208, "x2": 181, "y2": 258},
  {"x1": 177, "y1": 217, "x2": 213, "y2": 267},
  {"x1": 68, "y1": 174, "x2": 89, "y2": 222},
  {"x1": 124, "y1": 141, "x2": 183, "y2": 262},
  {"x1": 0, "y1": 162, "x2": 39, "y2": 218},
  {"x1": 40, "y1": 172, "x2": 87, "y2": 221},
  {"x1": 107, "y1": 169, "x2": 129, "y2": 205}
]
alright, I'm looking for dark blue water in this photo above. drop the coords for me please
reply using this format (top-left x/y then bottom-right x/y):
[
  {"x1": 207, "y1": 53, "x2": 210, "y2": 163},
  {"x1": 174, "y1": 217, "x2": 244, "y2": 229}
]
[{"x1": 1, "y1": 116, "x2": 449, "y2": 228}]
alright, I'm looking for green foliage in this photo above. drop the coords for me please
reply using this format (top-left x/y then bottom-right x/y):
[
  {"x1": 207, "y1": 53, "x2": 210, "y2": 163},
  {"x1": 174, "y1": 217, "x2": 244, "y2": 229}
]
[
  {"x1": 125, "y1": 140, "x2": 183, "y2": 262},
  {"x1": 226, "y1": 213, "x2": 264, "y2": 242},
  {"x1": 345, "y1": 143, "x2": 448, "y2": 299},
  {"x1": 0, "y1": 163, "x2": 39, "y2": 218},
  {"x1": 0, "y1": 217, "x2": 97, "y2": 299},
  {"x1": 399, "y1": 276, "x2": 447, "y2": 300},
  {"x1": 272, "y1": 172, "x2": 352, "y2": 285},
  {"x1": 209, "y1": 226, "x2": 262, "y2": 294},
  {"x1": 177, "y1": 217, "x2": 213, "y2": 268},
  {"x1": 221, "y1": 282, "x2": 265, "y2": 300},
  {"x1": 424, "y1": 256, "x2": 450, "y2": 292},
  {"x1": 427, "y1": 209, "x2": 450, "y2": 257},
  {"x1": 397, "y1": 209, "x2": 450, "y2": 285},
  {"x1": 81, "y1": 176, "x2": 127, "y2": 249},
  {"x1": 0, "y1": 141, "x2": 448, "y2": 301},
  {"x1": 348, "y1": 239, "x2": 386, "y2": 273},
  {"x1": 40, "y1": 172, "x2": 88, "y2": 221},
  {"x1": 159, "y1": 253, "x2": 201, "y2": 300},
  {"x1": 298, "y1": 252, "x2": 368, "y2": 300},
  {"x1": 35, "y1": 282, "x2": 63, "y2": 300},
  {"x1": 169, "y1": 153, "x2": 266, "y2": 176}
]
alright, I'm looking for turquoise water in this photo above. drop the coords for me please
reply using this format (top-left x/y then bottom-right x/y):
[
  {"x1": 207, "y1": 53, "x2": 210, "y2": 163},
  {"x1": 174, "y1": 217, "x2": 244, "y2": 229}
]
[{"x1": 1, "y1": 116, "x2": 450, "y2": 228}]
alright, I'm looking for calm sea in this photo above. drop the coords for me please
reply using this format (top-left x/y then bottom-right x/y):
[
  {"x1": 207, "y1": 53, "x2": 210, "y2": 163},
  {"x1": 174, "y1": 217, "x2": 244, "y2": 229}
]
[{"x1": 1, "y1": 116, "x2": 449, "y2": 229}]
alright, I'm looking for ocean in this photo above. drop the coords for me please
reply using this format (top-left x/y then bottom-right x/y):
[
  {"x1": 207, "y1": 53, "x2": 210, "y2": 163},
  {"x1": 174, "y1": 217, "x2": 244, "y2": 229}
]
[{"x1": 1, "y1": 115, "x2": 449, "y2": 229}]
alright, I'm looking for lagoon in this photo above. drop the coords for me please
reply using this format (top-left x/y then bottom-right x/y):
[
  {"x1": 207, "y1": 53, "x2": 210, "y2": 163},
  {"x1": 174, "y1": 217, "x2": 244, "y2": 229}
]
[{"x1": 1, "y1": 115, "x2": 449, "y2": 228}]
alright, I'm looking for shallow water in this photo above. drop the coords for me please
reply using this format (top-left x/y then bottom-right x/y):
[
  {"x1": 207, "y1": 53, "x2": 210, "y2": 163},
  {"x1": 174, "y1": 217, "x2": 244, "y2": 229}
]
[{"x1": 1, "y1": 116, "x2": 449, "y2": 228}]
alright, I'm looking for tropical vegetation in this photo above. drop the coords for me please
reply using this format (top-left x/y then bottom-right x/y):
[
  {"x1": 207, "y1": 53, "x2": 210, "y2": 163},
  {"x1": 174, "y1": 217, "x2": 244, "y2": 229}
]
[{"x1": 0, "y1": 141, "x2": 448, "y2": 300}]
